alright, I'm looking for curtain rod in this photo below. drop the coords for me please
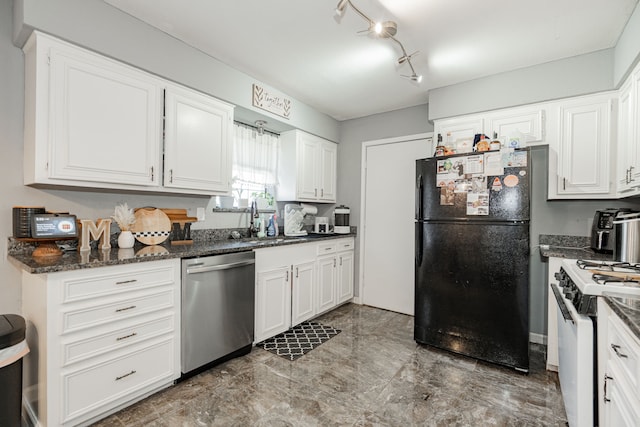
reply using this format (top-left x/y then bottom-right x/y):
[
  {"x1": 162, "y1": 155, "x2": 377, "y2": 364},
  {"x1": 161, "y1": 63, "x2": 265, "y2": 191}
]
[{"x1": 233, "y1": 120, "x2": 280, "y2": 137}]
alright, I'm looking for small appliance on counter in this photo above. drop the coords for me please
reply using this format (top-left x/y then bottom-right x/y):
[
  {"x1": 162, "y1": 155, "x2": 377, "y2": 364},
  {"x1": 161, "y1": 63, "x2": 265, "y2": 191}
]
[
  {"x1": 591, "y1": 208, "x2": 632, "y2": 253},
  {"x1": 284, "y1": 204, "x2": 307, "y2": 236},
  {"x1": 314, "y1": 217, "x2": 330, "y2": 234},
  {"x1": 334, "y1": 205, "x2": 350, "y2": 234},
  {"x1": 613, "y1": 211, "x2": 640, "y2": 262}
]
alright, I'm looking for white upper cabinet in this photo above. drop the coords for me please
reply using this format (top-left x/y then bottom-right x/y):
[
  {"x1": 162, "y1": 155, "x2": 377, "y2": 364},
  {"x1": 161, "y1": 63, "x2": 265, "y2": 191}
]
[
  {"x1": 23, "y1": 31, "x2": 233, "y2": 196},
  {"x1": 551, "y1": 92, "x2": 615, "y2": 198},
  {"x1": 163, "y1": 84, "x2": 233, "y2": 193},
  {"x1": 433, "y1": 106, "x2": 545, "y2": 156},
  {"x1": 486, "y1": 109, "x2": 544, "y2": 144},
  {"x1": 433, "y1": 116, "x2": 484, "y2": 152},
  {"x1": 24, "y1": 31, "x2": 162, "y2": 188},
  {"x1": 276, "y1": 130, "x2": 338, "y2": 203},
  {"x1": 616, "y1": 65, "x2": 640, "y2": 197}
]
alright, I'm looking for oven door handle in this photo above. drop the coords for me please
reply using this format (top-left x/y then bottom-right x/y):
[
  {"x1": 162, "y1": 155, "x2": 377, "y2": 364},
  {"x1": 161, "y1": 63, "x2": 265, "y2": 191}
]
[{"x1": 551, "y1": 283, "x2": 574, "y2": 324}]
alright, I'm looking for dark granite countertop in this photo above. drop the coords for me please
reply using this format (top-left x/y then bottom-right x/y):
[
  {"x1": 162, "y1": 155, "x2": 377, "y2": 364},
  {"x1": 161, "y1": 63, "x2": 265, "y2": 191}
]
[
  {"x1": 9, "y1": 233, "x2": 357, "y2": 275},
  {"x1": 603, "y1": 294, "x2": 640, "y2": 341},
  {"x1": 539, "y1": 234, "x2": 614, "y2": 261}
]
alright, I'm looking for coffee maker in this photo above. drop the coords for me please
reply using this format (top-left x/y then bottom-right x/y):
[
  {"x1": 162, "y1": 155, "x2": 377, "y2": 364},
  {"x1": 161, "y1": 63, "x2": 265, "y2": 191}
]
[
  {"x1": 591, "y1": 208, "x2": 631, "y2": 252},
  {"x1": 334, "y1": 205, "x2": 350, "y2": 234}
]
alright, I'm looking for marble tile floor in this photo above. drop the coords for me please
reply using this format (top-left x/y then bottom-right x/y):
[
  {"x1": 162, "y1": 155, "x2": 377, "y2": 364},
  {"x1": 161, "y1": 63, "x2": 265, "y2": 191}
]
[{"x1": 93, "y1": 304, "x2": 567, "y2": 426}]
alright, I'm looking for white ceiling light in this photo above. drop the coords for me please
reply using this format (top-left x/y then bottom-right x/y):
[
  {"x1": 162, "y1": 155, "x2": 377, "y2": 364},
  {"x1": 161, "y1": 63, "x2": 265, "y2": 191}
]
[{"x1": 334, "y1": 0, "x2": 422, "y2": 84}]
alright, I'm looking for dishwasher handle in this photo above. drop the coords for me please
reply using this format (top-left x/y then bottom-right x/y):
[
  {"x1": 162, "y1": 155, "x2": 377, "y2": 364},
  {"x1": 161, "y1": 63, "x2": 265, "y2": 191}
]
[{"x1": 186, "y1": 259, "x2": 255, "y2": 275}]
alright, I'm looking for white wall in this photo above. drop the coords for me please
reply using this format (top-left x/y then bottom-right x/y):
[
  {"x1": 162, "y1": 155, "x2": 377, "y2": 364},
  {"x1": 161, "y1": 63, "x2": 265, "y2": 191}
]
[{"x1": 614, "y1": 1, "x2": 640, "y2": 85}]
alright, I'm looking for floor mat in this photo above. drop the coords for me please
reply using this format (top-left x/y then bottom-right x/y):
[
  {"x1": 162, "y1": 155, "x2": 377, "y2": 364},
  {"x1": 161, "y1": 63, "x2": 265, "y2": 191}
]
[{"x1": 257, "y1": 321, "x2": 341, "y2": 361}]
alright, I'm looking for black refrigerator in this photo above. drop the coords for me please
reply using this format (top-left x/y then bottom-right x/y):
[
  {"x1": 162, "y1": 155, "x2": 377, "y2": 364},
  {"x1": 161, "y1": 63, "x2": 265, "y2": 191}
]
[{"x1": 414, "y1": 149, "x2": 530, "y2": 372}]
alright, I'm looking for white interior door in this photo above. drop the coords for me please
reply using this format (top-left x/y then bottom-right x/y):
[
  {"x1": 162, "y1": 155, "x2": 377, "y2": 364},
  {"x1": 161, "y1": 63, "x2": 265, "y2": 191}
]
[{"x1": 361, "y1": 136, "x2": 431, "y2": 315}]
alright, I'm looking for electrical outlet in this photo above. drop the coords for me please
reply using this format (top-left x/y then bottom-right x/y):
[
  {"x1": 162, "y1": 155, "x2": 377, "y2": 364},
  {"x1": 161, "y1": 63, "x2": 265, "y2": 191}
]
[{"x1": 196, "y1": 207, "x2": 205, "y2": 221}]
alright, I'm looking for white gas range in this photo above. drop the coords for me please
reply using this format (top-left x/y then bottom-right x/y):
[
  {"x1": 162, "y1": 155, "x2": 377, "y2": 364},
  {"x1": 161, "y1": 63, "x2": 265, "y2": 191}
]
[{"x1": 552, "y1": 259, "x2": 640, "y2": 427}]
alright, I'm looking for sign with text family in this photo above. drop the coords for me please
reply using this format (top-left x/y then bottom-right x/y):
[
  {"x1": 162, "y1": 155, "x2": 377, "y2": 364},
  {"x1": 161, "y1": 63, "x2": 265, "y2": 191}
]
[{"x1": 252, "y1": 84, "x2": 291, "y2": 119}]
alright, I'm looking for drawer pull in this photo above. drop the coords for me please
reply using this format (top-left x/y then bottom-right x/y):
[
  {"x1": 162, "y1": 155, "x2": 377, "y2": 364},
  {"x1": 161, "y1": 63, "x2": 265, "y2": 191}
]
[
  {"x1": 115, "y1": 370, "x2": 137, "y2": 381},
  {"x1": 115, "y1": 279, "x2": 138, "y2": 285},
  {"x1": 611, "y1": 344, "x2": 628, "y2": 358},
  {"x1": 604, "y1": 374, "x2": 613, "y2": 403},
  {"x1": 325, "y1": 248, "x2": 332, "y2": 251},
  {"x1": 116, "y1": 332, "x2": 138, "y2": 341},
  {"x1": 115, "y1": 305, "x2": 137, "y2": 313}
]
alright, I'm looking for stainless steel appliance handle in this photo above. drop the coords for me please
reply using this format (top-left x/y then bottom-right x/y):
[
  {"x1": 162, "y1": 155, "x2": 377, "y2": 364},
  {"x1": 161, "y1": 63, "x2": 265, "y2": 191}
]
[
  {"x1": 551, "y1": 283, "x2": 574, "y2": 324},
  {"x1": 186, "y1": 259, "x2": 255, "y2": 275},
  {"x1": 597, "y1": 230, "x2": 605, "y2": 249}
]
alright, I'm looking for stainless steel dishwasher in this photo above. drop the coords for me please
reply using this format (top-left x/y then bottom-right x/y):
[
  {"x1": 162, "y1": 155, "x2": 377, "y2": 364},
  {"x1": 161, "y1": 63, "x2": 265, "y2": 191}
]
[{"x1": 181, "y1": 251, "x2": 255, "y2": 376}]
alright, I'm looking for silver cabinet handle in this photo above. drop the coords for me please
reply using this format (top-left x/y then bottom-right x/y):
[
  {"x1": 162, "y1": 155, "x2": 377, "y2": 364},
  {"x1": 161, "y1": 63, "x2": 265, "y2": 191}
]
[
  {"x1": 115, "y1": 305, "x2": 136, "y2": 313},
  {"x1": 339, "y1": 256, "x2": 343, "y2": 266},
  {"x1": 604, "y1": 374, "x2": 613, "y2": 403},
  {"x1": 286, "y1": 270, "x2": 289, "y2": 282},
  {"x1": 314, "y1": 188, "x2": 318, "y2": 197},
  {"x1": 116, "y1": 332, "x2": 137, "y2": 341},
  {"x1": 170, "y1": 169, "x2": 173, "y2": 183},
  {"x1": 115, "y1": 279, "x2": 137, "y2": 285},
  {"x1": 150, "y1": 166, "x2": 154, "y2": 181},
  {"x1": 186, "y1": 259, "x2": 255, "y2": 274},
  {"x1": 333, "y1": 258, "x2": 336, "y2": 268},
  {"x1": 115, "y1": 370, "x2": 136, "y2": 381},
  {"x1": 611, "y1": 344, "x2": 628, "y2": 358},
  {"x1": 630, "y1": 166, "x2": 635, "y2": 182},
  {"x1": 296, "y1": 267, "x2": 299, "y2": 278}
]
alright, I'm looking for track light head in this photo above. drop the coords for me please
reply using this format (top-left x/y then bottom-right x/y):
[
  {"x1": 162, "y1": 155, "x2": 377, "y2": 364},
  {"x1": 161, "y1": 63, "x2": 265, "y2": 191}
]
[
  {"x1": 335, "y1": 0, "x2": 349, "y2": 16},
  {"x1": 373, "y1": 20, "x2": 397, "y2": 38}
]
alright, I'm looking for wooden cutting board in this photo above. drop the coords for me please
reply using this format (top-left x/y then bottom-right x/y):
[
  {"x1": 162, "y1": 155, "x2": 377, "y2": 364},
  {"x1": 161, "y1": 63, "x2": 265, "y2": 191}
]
[
  {"x1": 131, "y1": 208, "x2": 171, "y2": 245},
  {"x1": 588, "y1": 269, "x2": 640, "y2": 281}
]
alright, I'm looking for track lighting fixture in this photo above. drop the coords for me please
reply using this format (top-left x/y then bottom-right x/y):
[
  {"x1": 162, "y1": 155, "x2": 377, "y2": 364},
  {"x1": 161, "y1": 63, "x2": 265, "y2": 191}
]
[{"x1": 334, "y1": 0, "x2": 422, "y2": 84}]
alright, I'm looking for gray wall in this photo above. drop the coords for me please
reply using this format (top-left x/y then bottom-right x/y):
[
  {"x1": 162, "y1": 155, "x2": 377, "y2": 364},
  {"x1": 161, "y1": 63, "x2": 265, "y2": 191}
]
[
  {"x1": 429, "y1": 2, "x2": 640, "y2": 120},
  {"x1": 13, "y1": 0, "x2": 339, "y2": 141},
  {"x1": 428, "y1": 49, "x2": 614, "y2": 120}
]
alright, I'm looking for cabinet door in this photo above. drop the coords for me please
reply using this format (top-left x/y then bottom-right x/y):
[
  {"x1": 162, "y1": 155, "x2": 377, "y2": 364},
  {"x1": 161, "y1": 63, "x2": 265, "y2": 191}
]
[
  {"x1": 336, "y1": 251, "x2": 354, "y2": 304},
  {"x1": 297, "y1": 134, "x2": 320, "y2": 200},
  {"x1": 557, "y1": 97, "x2": 612, "y2": 196},
  {"x1": 319, "y1": 141, "x2": 337, "y2": 202},
  {"x1": 255, "y1": 266, "x2": 291, "y2": 343},
  {"x1": 164, "y1": 85, "x2": 233, "y2": 193},
  {"x1": 49, "y1": 45, "x2": 162, "y2": 186},
  {"x1": 602, "y1": 363, "x2": 640, "y2": 427},
  {"x1": 433, "y1": 117, "x2": 484, "y2": 147},
  {"x1": 317, "y1": 255, "x2": 336, "y2": 313},
  {"x1": 291, "y1": 261, "x2": 316, "y2": 326},
  {"x1": 632, "y1": 69, "x2": 640, "y2": 184},
  {"x1": 486, "y1": 109, "x2": 544, "y2": 143},
  {"x1": 618, "y1": 79, "x2": 636, "y2": 193}
]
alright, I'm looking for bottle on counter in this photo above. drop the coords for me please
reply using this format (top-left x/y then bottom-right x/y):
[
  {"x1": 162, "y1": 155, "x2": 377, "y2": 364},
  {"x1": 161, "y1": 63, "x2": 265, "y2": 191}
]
[
  {"x1": 267, "y1": 214, "x2": 275, "y2": 237},
  {"x1": 490, "y1": 132, "x2": 502, "y2": 151}
]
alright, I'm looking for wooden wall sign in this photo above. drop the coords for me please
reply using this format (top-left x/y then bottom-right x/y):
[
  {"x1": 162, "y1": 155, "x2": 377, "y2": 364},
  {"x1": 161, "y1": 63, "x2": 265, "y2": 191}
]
[
  {"x1": 252, "y1": 84, "x2": 291, "y2": 119},
  {"x1": 79, "y1": 219, "x2": 111, "y2": 251}
]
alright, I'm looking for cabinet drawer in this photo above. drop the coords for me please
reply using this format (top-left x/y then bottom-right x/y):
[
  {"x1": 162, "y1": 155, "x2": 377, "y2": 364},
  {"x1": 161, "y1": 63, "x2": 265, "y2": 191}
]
[
  {"x1": 62, "y1": 337, "x2": 175, "y2": 424},
  {"x1": 61, "y1": 262, "x2": 177, "y2": 304},
  {"x1": 608, "y1": 314, "x2": 640, "y2": 392},
  {"x1": 317, "y1": 242, "x2": 337, "y2": 255},
  {"x1": 62, "y1": 313, "x2": 175, "y2": 366},
  {"x1": 336, "y1": 239, "x2": 354, "y2": 251},
  {"x1": 61, "y1": 289, "x2": 174, "y2": 334}
]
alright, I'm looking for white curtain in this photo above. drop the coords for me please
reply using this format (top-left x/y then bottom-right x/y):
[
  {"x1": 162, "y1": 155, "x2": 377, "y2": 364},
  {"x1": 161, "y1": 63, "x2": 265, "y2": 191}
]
[{"x1": 232, "y1": 123, "x2": 279, "y2": 199}]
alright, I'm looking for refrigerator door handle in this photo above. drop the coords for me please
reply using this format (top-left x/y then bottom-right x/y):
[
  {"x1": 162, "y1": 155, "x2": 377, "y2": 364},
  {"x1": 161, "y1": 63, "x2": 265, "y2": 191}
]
[{"x1": 416, "y1": 173, "x2": 423, "y2": 220}]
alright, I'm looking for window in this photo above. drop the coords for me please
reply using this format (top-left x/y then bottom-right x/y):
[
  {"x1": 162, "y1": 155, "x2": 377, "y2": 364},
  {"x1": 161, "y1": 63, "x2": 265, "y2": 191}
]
[{"x1": 232, "y1": 123, "x2": 279, "y2": 201}]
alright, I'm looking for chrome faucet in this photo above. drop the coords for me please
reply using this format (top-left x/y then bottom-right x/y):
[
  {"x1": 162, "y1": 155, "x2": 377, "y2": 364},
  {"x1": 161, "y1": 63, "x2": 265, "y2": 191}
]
[{"x1": 249, "y1": 200, "x2": 259, "y2": 236}]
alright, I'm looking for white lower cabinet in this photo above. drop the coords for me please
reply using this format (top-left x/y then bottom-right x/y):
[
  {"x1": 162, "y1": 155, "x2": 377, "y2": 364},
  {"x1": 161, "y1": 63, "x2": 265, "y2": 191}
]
[
  {"x1": 254, "y1": 238, "x2": 355, "y2": 343},
  {"x1": 255, "y1": 266, "x2": 292, "y2": 342},
  {"x1": 21, "y1": 259, "x2": 181, "y2": 427},
  {"x1": 597, "y1": 298, "x2": 640, "y2": 427}
]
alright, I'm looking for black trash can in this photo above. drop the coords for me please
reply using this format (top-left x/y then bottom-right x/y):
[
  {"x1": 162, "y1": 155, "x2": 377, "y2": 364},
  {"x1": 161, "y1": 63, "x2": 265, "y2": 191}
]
[{"x1": 0, "y1": 314, "x2": 28, "y2": 427}]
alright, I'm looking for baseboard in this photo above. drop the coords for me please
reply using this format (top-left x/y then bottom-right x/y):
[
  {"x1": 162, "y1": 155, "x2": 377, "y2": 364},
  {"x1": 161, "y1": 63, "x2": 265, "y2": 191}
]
[
  {"x1": 352, "y1": 296, "x2": 362, "y2": 304},
  {"x1": 529, "y1": 332, "x2": 547, "y2": 345}
]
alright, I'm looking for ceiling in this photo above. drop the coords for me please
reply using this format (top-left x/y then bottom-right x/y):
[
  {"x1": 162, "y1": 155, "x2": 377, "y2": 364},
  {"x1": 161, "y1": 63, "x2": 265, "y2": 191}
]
[{"x1": 104, "y1": 0, "x2": 638, "y2": 121}]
